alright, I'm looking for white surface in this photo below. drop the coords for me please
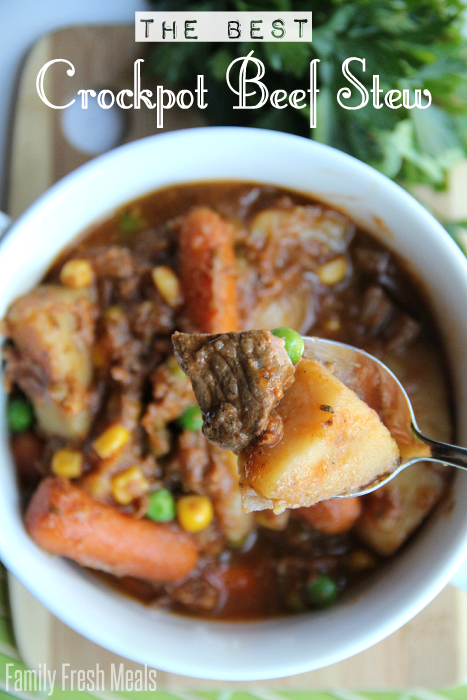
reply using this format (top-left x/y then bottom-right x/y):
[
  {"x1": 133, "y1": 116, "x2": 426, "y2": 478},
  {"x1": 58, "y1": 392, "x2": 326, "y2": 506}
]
[
  {"x1": 0, "y1": 211, "x2": 12, "y2": 238},
  {"x1": 0, "y1": 0, "x2": 150, "y2": 208},
  {"x1": 1, "y1": 128, "x2": 467, "y2": 680},
  {"x1": 451, "y1": 553, "x2": 467, "y2": 591}
]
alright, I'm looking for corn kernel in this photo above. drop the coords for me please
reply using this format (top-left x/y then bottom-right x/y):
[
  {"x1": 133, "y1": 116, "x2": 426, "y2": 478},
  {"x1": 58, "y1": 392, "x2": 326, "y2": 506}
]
[
  {"x1": 93, "y1": 425, "x2": 130, "y2": 459},
  {"x1": 349, "y1": 549, "x2": 377, "y2": 571},
  {"x1": 177, "y1": 495, "x2": 214, "y2": 533},
  {"x1": 325, "y1": 318, "x2": 341, "y2": 332},
  {"x1": 151, "y1": 266, "x2": 182, "y2": 307},
  {"x1": 51, "y1": 449, "x2": 83, "y2": 478},
  {"x1": 317, "y1": 256, "x2": 348, "y2": 285},
  {"x1": 60, "y1": 259, "x2": 94, "y2": 289},
  {"x1": 111, "y1": 466, "x2": 150, "y2": 505}
]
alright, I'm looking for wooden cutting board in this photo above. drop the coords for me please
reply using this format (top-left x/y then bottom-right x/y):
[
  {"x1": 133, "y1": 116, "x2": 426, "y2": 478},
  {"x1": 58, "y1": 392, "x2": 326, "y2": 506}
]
[{"x1": 6, "y1": 25, "x2": 467, "y2": 689}]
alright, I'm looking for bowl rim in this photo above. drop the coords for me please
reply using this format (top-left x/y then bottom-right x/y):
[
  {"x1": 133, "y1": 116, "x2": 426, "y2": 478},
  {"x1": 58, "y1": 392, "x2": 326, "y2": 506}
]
[{"x1": 2, "y1": 126, "x2": 467, "y2": 680}]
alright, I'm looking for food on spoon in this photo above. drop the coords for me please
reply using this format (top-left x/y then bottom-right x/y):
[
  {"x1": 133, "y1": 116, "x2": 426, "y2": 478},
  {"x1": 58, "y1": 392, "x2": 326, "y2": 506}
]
[
  {"x1": 172, "y1": 329, "x2": 295, "y2": 451},
  {"x1": 270, "y1": 327, "x2": 305, "y2": 365},
  {"x1": 238, "y1": 356, "x2": 400, "y2": 512},
  {"x1": 174, "y1": 329, "x2": 400, "y2": 512}
]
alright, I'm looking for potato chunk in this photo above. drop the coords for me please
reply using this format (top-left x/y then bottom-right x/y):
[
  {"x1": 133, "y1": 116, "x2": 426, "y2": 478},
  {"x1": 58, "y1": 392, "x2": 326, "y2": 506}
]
[
  {"x1": 356, "y1": 340, "x2": 452, "y2": 555},
  {"x1": 356, "y1": 463, "x2": 447, "y2": 556},
  {"x1": 237, "y1": 205, "x2": 354, "y2": 332},
  {"x1": 238, "y1": 358, "x2": 400, "y2": 513},
  {"x1": 1, "y1": 285, "x2": 95, "y2": 438}
]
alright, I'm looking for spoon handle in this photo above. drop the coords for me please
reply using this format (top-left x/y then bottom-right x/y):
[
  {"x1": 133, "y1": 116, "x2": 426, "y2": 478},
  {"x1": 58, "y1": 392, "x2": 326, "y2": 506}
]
[{"x1": 412, "y1": 425, "x2": 467, "y2": 470}]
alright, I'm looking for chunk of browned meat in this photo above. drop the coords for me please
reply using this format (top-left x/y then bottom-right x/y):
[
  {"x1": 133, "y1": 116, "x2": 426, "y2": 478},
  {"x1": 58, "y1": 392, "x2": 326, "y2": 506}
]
[
  {"x1": 141, "y1": 356, "x2": 195, "y2": 456},
  {"x1": 1, "y1": 285, "x2": 95, "y2": 438},
  {"x1": 237, "y1": 204, "x2": 354, "y2": 332},
  {"x1": 97, "y1": 305, "x2": 144, "y2": 386},
  {"x1": 168, "y1": 429, "x2": 253, "y2": 543},
  {"x1": 172, "y1": 330, "x2": 295, "y2": 451}
]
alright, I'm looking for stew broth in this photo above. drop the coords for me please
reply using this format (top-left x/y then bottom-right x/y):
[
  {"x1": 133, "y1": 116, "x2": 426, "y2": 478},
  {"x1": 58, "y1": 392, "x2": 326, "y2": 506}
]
[{"x1": 4, "y1": 182, "x2": 452, "y2": 620}]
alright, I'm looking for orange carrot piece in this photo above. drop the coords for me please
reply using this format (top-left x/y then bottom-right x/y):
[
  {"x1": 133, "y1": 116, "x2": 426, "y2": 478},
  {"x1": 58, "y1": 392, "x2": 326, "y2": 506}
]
[
  {"x1": 25, "y1": 478, "x2": 198, "y2": 582},
  {"x1": 208, "y1": 563, "x2": 276, "y2": 619},
  {"x1": 297, "y1": 497, "x2": 362, "y2": 535},
  {"x1": 179, "y1": 207, "x2": 239, "y2": 333}
]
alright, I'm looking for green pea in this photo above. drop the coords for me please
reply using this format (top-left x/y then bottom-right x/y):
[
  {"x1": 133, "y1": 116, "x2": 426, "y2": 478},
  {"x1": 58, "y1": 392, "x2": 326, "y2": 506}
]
[
  {"x1": 7, "y1": 397, "x2": 34, "y2": 433},
  {"x1": 146, "y1": 488, "x2": 176, "y2": 522},
  {"x1": 284, "y1": 590, "x2": 306, "y2": 612},
  {"x1": 271, "y1": 327, "x2": 304, "y2": 365},
  {"x1": 306, "y1": 574, "x2": 338, "y2": 607},
  {"x1": 119, "y1": 211, "x2": 142, "y2": 235},
  {"x1": 177, "y1": 405, "x2": 203, "y2": 432}
]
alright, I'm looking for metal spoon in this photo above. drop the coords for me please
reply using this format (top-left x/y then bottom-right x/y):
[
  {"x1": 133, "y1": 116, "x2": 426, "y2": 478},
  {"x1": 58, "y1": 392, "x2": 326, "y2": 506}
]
[{"x1": 303, "y1": 336, "x2": 467, "y2": 497}]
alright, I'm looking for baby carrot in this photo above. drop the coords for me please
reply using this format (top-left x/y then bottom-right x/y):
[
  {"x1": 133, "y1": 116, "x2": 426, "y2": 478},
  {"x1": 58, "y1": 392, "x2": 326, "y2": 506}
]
[
  {"x1": 179, "y1": 207, "x2": 239, "y2": 333},
  {"x1": 25, "y1": 478, "x2": 199, "y2": 582}
]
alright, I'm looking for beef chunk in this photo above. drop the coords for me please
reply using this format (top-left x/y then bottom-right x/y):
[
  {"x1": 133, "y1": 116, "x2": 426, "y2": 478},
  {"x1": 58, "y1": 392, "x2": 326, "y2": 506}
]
[
  {"x1": 359, "y1": 285, "x2": 395, "y2": 334},
  {"x1": 141, "y1": 356, "x2": 195, "y2": 456},
  {"x1": 167, "y1": 429, "x2": 254, "y2": 543},
  {"x1": 172, "y1": 330, "x2": 295, "y2": 451}
]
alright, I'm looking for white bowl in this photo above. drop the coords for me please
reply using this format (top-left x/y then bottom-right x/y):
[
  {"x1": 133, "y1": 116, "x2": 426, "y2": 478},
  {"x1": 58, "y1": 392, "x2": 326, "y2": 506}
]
[{"x1": 1, "y1": 127, "x2": 467, "y2": 681}]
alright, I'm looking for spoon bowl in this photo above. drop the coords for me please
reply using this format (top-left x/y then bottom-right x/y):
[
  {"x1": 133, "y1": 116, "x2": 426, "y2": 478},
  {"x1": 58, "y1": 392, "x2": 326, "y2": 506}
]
[{"x1": 304, "y1": 336, "x2": 467, "y2": 496}]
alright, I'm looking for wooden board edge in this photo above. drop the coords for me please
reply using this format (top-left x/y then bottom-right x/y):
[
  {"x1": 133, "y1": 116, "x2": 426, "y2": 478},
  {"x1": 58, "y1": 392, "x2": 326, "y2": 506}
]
[
  {"x1": 8, "y1": 36, "x2": 53, "y2": 219},
  {"x1": 8, "y1": 574, "x2": 53, "y2": 671}
]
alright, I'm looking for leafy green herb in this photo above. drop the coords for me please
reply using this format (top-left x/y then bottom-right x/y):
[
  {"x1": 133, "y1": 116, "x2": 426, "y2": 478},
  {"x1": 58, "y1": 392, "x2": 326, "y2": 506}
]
[
  {"x1": 445, "y1": 220, "x2": 467, "y2": 254},
  {"x1": 148, "y1": 0, "x2": 467, "y2": 189}
]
